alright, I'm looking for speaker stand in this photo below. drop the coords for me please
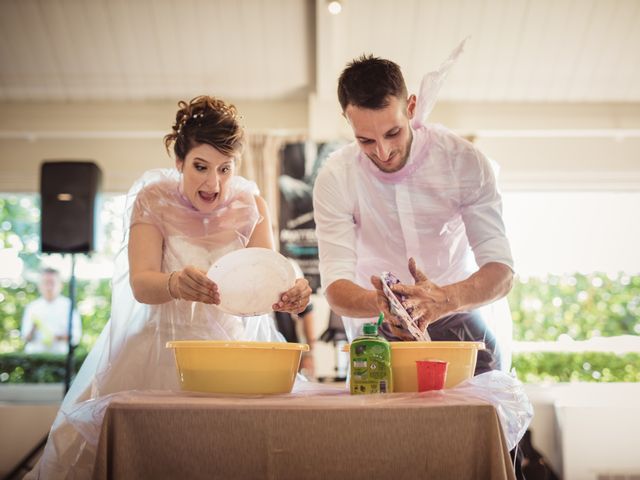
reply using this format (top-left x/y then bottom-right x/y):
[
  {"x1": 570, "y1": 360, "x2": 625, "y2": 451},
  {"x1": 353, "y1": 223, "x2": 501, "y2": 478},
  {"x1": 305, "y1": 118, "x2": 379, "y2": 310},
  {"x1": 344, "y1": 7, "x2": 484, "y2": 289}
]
[{"x1": 64, "y1": 253, "x2": 77, "y2": 394}]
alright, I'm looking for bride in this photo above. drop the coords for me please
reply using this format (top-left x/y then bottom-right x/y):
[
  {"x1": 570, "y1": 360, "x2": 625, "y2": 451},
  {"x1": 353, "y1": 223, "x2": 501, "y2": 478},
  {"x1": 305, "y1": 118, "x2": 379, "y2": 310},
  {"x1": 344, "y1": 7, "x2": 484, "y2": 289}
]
[{"x1": 28, "y1": 95, "x2": 311, "y2": 479}]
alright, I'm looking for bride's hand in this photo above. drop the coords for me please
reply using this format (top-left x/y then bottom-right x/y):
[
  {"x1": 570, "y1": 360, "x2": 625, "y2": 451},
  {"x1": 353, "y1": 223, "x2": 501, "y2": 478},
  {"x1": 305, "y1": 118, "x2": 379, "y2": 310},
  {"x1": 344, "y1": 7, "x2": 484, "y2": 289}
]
[
  {"x1": 169, "y1": 265, "x2": 220, "y2": 304},
  {"x1": 273, "y1": 278, "x2": 312, "y2": 314}
]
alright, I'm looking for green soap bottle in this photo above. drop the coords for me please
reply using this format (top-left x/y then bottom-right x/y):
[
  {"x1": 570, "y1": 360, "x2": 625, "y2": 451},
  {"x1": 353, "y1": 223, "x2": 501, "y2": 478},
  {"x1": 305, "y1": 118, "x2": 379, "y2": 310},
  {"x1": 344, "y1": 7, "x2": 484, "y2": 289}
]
[{"x1": 349, "y1": 313, "x2": 393, "y2": 395}]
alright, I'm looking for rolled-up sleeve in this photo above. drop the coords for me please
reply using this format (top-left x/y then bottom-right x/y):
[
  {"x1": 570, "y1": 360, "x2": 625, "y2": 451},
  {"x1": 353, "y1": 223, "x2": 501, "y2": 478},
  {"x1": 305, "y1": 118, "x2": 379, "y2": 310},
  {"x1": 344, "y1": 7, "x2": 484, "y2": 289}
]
[
  {"x1": 459, "y1": 151, "x2": 514, "y2": 272},
  {"x1": 313, "y1": 161, "x2": 358, "y2": 289}
]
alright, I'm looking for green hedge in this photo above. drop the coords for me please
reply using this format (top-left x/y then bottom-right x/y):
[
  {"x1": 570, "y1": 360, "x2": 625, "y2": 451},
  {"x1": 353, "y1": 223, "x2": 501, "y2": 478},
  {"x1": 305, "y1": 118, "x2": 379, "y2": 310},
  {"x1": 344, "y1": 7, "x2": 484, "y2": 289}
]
[
  {"x1": 512, "y1": 352, "x2": 640, "y2": 383},
  {"x1": 0, "y1": 352, "x2": 88, "y2": 383}
]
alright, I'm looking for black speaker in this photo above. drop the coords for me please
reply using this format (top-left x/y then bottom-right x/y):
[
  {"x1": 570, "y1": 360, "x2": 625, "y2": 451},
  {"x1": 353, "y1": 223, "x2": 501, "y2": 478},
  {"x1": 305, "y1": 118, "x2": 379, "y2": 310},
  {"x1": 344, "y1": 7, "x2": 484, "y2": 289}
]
[{"x1": 40, "y1": 161, "x2": 102, "y2": 254}]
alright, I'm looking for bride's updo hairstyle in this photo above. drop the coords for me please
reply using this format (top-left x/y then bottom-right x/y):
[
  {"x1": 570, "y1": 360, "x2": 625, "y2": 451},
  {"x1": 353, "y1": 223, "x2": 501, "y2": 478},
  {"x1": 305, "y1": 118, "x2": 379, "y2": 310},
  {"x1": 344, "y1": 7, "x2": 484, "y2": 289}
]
[{"x1": 164, "y1": 96, "x2": 244, "y2": 160}]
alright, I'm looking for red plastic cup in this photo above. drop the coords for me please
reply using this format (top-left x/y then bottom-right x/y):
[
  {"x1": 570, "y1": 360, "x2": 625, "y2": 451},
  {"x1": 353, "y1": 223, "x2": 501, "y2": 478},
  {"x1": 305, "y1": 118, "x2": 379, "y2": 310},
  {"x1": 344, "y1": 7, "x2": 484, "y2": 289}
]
[{"x1": 416, "y1": 360, "x2": 449, "y2": 391}]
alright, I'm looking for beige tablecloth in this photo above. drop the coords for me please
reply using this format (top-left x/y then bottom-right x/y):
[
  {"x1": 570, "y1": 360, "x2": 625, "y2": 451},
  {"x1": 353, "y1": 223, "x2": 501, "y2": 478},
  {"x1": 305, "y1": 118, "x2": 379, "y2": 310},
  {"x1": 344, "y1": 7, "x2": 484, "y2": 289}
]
[{"x1": 93, "y1": 383, "x2": 516, "y2": 480}]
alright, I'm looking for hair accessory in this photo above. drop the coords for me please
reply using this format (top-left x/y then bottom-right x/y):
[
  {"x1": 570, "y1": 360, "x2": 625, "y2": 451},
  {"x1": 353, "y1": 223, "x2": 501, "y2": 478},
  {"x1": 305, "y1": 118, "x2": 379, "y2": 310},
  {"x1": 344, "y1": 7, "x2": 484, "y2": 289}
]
[
  {"x1": 176, "y1": 112, "x2": 189, "y2": 134},
  {"x1": 177, "y1": 111, "x2": 205, "y2": 135}
]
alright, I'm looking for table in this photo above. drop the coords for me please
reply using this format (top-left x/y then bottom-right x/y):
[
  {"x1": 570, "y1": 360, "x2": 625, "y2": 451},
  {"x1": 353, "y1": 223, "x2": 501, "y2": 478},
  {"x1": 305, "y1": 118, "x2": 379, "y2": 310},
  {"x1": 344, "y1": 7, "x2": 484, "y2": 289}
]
[{"x1": 93, "y1": 383, "x2": 515, "y2": 480}]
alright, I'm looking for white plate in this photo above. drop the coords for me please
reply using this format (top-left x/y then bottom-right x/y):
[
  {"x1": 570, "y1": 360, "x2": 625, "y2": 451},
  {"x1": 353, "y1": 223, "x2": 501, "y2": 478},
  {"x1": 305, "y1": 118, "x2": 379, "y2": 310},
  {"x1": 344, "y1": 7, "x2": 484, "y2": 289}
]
[{"x1": 207, "y1": 248, "x2": 296, "y2": 316}]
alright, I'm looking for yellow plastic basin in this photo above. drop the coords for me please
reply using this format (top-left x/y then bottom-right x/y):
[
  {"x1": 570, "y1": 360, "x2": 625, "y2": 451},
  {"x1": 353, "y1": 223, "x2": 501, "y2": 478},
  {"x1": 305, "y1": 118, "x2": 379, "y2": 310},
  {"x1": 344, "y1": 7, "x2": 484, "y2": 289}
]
[
  {"x1": 166, "y1": 340, "x2": 309, "y2": 394},
  {"x1": 344, "y1": 341, "x2": 484, "y2": 391}
]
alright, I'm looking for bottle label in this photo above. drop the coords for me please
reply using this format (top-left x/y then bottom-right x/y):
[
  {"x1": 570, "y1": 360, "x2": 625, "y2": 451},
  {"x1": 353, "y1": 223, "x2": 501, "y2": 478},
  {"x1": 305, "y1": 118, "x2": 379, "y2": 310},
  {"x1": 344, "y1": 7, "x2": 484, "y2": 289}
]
[{"x1": 350, "y1": 340, "x2": 393, "y2": 394}]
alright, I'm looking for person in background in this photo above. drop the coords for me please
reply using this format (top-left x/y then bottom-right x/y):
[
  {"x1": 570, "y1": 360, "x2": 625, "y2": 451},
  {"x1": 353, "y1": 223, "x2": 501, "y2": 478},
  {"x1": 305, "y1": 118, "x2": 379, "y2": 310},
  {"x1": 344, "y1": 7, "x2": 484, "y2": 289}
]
[
  {"x1": 28, "y1": 95, "x2": 312, "y2": 479},
  {"x1": 313, "y1": 45, "x2": 514, "y2": 375},
  {"x1": 275, "y1": 309, "x2": 315, "y2": 378},
  {"x1": 274, "y1": 259, "x2": 316, "y2": 377},
  {"x1": 275, "y1": 304, "x2": 316, "y2": 376},
  {"x1": 21, "y1": 267, "x2": 82, "y2": 354}
]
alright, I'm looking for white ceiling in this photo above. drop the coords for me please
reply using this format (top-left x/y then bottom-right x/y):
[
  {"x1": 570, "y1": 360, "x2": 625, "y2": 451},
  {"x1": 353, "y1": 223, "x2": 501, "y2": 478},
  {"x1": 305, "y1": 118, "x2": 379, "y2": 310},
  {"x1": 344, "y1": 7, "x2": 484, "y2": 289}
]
[{"x1": 1, "y1": 0, "x2": 639, "y2": 103}]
